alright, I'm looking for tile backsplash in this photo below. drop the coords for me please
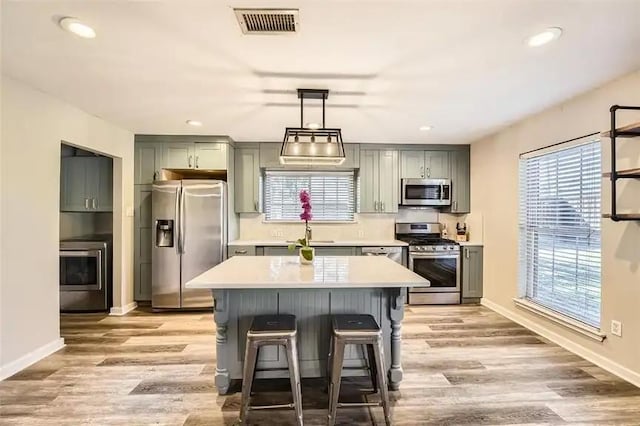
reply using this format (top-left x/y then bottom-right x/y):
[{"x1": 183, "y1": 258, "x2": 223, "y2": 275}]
[{"x1": 238, "y1": 207, "x2": 479, "y2": 241}]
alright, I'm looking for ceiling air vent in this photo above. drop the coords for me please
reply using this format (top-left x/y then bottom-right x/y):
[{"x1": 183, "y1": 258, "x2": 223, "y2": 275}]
[{"x1": 234, "y1": 8, "x2": 299, "y2": 35}]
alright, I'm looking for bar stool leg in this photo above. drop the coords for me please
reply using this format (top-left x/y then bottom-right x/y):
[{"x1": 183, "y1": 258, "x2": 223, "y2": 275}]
[
  {"x1": 239, "y1": 339, "x2": 259, "y2": 426},
  {"x1": 372, "y1": 338, "x2": 391, "y2": 426},
  {"x1": 326, "y1": 335, "x2": 334, "y2": 393},
  {"x1": 366, "y1": 344, "x2": 378, "y2": 393},
  {"x1": 285, "y1": 336, "x2": 304, "y2": 426},
  {"x1": 327, "y1": 338, "x2": 345, "y2": 426}
]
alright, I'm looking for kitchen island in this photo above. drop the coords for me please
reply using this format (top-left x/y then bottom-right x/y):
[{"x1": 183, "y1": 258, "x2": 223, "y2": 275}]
[{"x1": 187, "y1": 256, "x2": 429, "y2": 394}]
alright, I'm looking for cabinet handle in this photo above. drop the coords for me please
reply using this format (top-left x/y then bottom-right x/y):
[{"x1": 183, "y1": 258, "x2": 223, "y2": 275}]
[
  {"x1": 381, "y1": 201, "x2": 385, "y2": 212},
  {"x1": 465, "y1": 248, "x2": 470, "y2": 259},
  {"x1": 92, "y1": 199, "x2": 97, "y2": 209},
  {"x1": 426, "y1": 167, "x2": 431, "y2": 178},
  {"x1": 85, "y1": 199, "x2": 89, "y2": 209},
  {"x1": 420, "y1": 166, "x2": 424, "y2": 178},
  {"x1": 254, "y1": 201, "x2": 259, "y2": 212},
  {"x1": 453, "y1": 200, "x2": 457, "y2": 211},
  {"x1": 374, "y1": 201, "x2": 379, "y2": 211},
  {"x1": 153, "y1": 171, "x2": 157, "y2": 181},
  {"x1": 195, "y1": 156, "x2": 199, "y2": 168},
  {"x1": 188, "y1": 155, "x2": 193, "y2": 168},
  {"x1": 234, "y1": 249, "x2": 248, "y2": 255}
]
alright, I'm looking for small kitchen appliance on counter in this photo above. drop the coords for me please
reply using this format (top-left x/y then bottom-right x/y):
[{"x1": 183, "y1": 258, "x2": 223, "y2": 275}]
[
  {"x1": 395, "y1": 222, "x2": 460, "y2": 305},
  {"x1": 455, "y1": 222, "x2": 468, "y2": 242}
]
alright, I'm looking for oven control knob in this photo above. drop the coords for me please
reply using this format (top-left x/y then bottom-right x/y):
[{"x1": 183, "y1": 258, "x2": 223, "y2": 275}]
[{"x1": 430, "y1": 246, "x2": 436, "y2": 251}]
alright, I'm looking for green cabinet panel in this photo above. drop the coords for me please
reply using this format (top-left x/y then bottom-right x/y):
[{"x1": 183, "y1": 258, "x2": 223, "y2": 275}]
[
  {"x1": 378, "y1": 150, "x2": 399, "y2": 213},
  {"x1": 359, "y1": 149, "x2": 398, "y2": 213},
  {"x1": 194, "y1": 142, "x2": 227, "y2": 169},
  {"x1": 134, "y1": 185, "x2": 153, "y2": 301},
  {"x1": 314, "y1": 247, "x2": 356, "y2": 256},
  {"x1": 359, "y1": 150, "x2": 379, "y2": 213},
  {"x1": 263, "y1": 246, "x2": 296, "y2": 256},
  {"x1": 401, "y1": 150, "x2": 450, "y2": 179},
  {"x1": 234, "y1": 148, "x2": 261, "y2": 213},
  {"x1": 228, "y1": 245, "x2": 257, "y2": 257},
  {"x1": 60, "y1": 156, "x2": 113, "y2": 212},
  {"x1": 61, "y1": 157, "x2": 89, "y2": 211},
  {"x1": 135, "y1": 143, "x2": 163, "y2": 184},
  {"x1": 425, "y1": 151, "x2": 450, "y2": 178},
  {"x1": 400, "y1": 150, "x2": 424, "y2": 178},
  {"x1": 445, "y1": 149, "x2": 470, "y2": 213},
  {"x1": 163, "y1": 143, "x2": 193, "y2": 169},
  {"x1": 462, "y1": 245, "x2": 483, "y2": 300}
]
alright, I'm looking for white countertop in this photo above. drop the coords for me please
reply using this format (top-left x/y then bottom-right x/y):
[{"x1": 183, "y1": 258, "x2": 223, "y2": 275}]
[
  {"x1": 186, "y1": 256, "x2": 428, "y2": 289},
  {"x1": 457, "y1": 241, "x2": 483, "y2": 246},
  {"x1": 229, "y1": 239, "x2": 408, "y2": 247}
]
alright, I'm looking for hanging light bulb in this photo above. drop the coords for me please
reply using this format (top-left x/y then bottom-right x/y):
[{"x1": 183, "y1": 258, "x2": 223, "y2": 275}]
[
  {"x1": 310, "y1": 134, "x2": 315, "y2": 143},
  {"x1": 327, "y1": 135, "x2": 332, "y2": 143},
  {"x1": 294, "y1": 135, "x2": 299, "y2": 142}
]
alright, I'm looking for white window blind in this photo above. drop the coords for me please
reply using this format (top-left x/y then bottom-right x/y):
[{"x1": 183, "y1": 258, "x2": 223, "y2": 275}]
[
  {"x1": 264, "y1": 171, "x2": 356, "y2": 221},
  {"x1": 519, "y1": 140, "x2": 602, "y2": 328}
]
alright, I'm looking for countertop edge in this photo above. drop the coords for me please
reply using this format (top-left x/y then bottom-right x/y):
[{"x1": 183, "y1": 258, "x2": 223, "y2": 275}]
[{"x1": 229, "y1": 240, "x2": 409, "y2": 247}]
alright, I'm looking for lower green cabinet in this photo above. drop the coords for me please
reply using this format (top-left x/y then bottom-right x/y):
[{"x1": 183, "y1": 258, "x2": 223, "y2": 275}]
[{"x1": 461, "y1": 245, "x2": 483, "y2": 301}]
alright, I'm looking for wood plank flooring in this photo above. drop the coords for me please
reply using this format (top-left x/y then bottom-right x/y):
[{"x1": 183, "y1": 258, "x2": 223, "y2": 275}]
[{"x1": 2, "y1": 305, "x2": 639, "y2": 425}]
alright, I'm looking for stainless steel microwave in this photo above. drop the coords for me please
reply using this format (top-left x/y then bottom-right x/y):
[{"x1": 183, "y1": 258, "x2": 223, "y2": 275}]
[{"x1": 401, "y1": 178, "x2": 451, "y2": 206}]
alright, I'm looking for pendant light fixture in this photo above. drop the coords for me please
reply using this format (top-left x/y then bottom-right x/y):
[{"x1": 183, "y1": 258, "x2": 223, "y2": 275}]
[{"x1": 280, "y1": 89, "x2": 345, "y2": 165}]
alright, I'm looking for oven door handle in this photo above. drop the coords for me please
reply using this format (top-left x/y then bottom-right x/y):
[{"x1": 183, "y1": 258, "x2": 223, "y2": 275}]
[{"x1": 409, "y1": 253, "x2": 459, "y2": 259}]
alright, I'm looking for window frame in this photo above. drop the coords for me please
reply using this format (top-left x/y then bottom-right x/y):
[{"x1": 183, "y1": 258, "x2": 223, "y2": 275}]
[
  {"x1": 262, "y1": 169, "x2": 357, "y2": 223},
  {"x1": 517, "y1": 138, "x2": 603, "y2": 338}
]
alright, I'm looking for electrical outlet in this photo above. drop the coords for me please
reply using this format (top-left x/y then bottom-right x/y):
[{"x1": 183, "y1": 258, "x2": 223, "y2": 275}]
[
  {"x1": 611, "y1": 320, "x2": 622, "y2": 337},
  {"x1": 358, "y1": 230, "x2": 365, "y2": 238},
  {"x1": 270, "y1": 229, "x2": 279, "y2": 238}
]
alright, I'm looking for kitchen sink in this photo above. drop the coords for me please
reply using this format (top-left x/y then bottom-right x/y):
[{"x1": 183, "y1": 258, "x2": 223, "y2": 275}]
[{"x1": 286, "y1": 240, "x2": 335, "y2": 243}]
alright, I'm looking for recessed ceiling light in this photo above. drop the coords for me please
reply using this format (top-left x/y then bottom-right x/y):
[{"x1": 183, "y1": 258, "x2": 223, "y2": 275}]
[
  {"x1": 527, "y1": 27, "x2": 562, "y2": 47},
  {"x1": 419, "y1": 125, "x2": 433, "y2": 131},
  {"x1": 58, "y1": 17, "x2": 96, "y2": 39},
  {"x1": 186, "y1": 120, "x2": 203, "y2": 127}
]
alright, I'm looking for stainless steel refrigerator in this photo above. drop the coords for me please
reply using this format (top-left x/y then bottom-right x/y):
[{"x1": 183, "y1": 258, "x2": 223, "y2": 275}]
[{"x1": 152, "y1": 180, "x2": 227, "y2": 309}]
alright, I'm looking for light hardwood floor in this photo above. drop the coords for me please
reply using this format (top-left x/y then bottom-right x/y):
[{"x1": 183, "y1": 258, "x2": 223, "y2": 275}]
[{"x1": 1, "y1": 305, "x2": 639, "y2": 425}]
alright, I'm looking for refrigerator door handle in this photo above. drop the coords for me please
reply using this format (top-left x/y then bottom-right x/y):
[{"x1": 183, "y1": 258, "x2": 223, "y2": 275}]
[
  {"x1": 175, "y1": 186, "x2": 182, "y2": 254},
  {"x1": 180, "y1": 185, "x2": 186, "y2": 254}
]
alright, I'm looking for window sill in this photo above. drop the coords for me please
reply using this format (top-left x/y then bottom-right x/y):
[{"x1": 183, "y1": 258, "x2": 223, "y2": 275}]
[{"x1": 513, "y1": 298, "x2": 606, "y2": 342}]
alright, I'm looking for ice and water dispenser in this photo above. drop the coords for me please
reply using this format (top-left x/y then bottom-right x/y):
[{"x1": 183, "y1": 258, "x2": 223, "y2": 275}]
[{"x1": 155, "y1": 220, "x2": 174, "y2": 247}]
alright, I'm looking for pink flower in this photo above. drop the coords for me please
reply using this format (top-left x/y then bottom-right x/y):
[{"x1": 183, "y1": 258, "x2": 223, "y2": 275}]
[
  {"x1": 299, "y1": 190, "x2": 312, "y2": 221},
  {"x1": 299, "y1": 190, "x2": 310, "y2": 203}
]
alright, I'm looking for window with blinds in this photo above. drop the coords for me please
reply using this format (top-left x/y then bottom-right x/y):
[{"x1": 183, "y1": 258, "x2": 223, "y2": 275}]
[
  {"x1": 518, "y1": 139, "x2": 602, "y2": 328},
  {"x1": 264, "y1": 171, "x2": 356, "y2": 221}
]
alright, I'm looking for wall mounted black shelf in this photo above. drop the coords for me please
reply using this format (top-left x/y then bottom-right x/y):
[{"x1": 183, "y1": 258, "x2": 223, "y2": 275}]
[{"x1": 600, "y1": 105, "x2": 640, "y2": 221}]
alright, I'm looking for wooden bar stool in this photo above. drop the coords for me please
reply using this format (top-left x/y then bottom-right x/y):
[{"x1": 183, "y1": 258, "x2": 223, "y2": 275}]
[
  {"x1": 327, "y1": 314, "x2": 391, "y2": 426},
  {"x1": 239, "y1": 314, "x2": 303, "y2": 426}
]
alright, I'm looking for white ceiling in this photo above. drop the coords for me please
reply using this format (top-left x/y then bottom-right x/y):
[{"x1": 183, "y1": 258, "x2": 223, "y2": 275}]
[{"x1": 3, "y1": 0, "x2": 640, "y2": 144}]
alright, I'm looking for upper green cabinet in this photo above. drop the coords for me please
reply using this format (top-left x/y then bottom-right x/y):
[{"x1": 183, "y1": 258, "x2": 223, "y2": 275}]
[
  {"x1": 444, "y1": 149, "x2": 470, "y2": 214},
  {"x1": 400, "y1": 150, "x2": 450, "y2": 179},
  {"x1": 234, "y1": 148, "x2": 261, "y2": 213},
  {"x1": 163, "y1": 142, "x2": 227, "y2": 170},
  {"x1": 134, "y1": 143, "x2": 163, "y2": 184},
  {"x1": 360, "y1": 149, "x2": 398, "y2": 213},
  {"x1": 61, "y1": 156, "x2": 113, "y2": 212}
]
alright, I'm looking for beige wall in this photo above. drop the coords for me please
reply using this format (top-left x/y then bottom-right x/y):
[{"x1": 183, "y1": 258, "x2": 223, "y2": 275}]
[
  {"x1": 471, "y1": 70, "x2": 640, "y2": 382},
  {"x1": 0, "y1": 76, "x2": 135, "y2": 374}
]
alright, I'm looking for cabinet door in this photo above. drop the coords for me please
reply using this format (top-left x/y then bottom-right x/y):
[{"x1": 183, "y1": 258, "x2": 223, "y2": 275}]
[
  {"x1": 462, "y1": 246, "x2": 483, "y2": 298},
  {"x1": 235, "y1": 148, "x2": 261, "y2": 213},
  {"x1": 315, "y1": 247, "x2": 356, "y2": 256},
  {"x1": 60, "y1": 157, "x2": 88, "y2": 211},
  {"x1": 359, "y1": 150, "x2": 379, "y2": 213},
  {"x1": 378, "y1": 150, "x2": 399, "y2": 213},
  {"x1": 164, "y1": 144, "x2": 194, "y2": 169},
  {"x1": 425, "y1": 151, "x2": 450, "y2": 179},
  {"x1": 134, "y1": 186, "x2": 153, "y2": 301},
  {"x1": 135, "y1": 143, "x2": 161, "y2": 184},
  {"x1": 92, "y1": 157, "x2": 113, "y2": 212},
  {"x1": 259, "y1": 144, "x2": 285, "y2": 168},
  {"x1": 194, "y1": 142, "x2": 227, "y2": 169},
  {"x1": 447, "y1": 150, "x2": 470, "y2": 213},
  {"x1": 263, "y1": 246, "x2": 296, "y2": 256},
  {"x1": 400, "y1": 151, "x2": 425, "y2": 178}
]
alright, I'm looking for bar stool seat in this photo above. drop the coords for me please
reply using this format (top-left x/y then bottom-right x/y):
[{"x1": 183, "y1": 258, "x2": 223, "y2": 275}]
[
  {"x1": 239, "y1": 314, "x2": 303, "y2": 426},
  {"x1": 327, "y1": 314, "x2": 391, "y2": 426}
]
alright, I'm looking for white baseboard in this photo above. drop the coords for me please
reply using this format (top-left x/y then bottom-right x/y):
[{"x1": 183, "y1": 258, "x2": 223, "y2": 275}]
[
  {"x1": 481, "y1": 298, "x2": 640, "y2": 388},
  {"x1": 0, "y1": 338, "x2": 65, "y2": 381},
  {"x1": 109, "y1": 301, "x2": 138, "y2": 316}
]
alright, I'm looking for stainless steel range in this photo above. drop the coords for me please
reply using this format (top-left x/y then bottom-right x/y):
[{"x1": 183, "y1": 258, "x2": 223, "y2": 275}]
[{"x1": 395, "y1": 222, "x2": 460, "y2": 305}]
